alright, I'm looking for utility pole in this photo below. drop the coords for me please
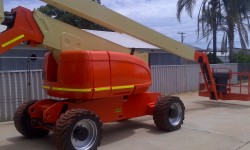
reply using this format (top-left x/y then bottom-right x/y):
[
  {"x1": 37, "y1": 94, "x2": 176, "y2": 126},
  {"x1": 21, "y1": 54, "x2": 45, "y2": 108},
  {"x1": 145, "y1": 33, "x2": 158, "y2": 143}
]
[{"x1": 177, "y1": 32, "x2": 186, "y2": 43}]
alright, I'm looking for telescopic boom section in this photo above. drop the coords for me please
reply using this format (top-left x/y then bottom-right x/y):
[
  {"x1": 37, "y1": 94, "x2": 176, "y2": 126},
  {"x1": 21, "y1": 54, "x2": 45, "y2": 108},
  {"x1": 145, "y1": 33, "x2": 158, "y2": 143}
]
[
  {"x1": 0, "y1": 0, "x2": 4, "y2": 24},
  {"x1": 41, "y1": 0, "x2": 195, "y2": 61}
]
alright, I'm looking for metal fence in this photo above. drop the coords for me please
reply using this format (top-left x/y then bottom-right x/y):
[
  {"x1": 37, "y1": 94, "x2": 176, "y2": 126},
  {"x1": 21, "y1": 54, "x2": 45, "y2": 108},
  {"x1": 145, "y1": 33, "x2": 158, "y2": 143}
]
[
  {"x1": 0, "y1": 57, "x2": 239, "y2": 121},
  {"x1": 0, "y1": 71, "x2": 50, "y2": 121},
  {"x1": 149, "y1": 63, "x2": 238, "y2": 95}
]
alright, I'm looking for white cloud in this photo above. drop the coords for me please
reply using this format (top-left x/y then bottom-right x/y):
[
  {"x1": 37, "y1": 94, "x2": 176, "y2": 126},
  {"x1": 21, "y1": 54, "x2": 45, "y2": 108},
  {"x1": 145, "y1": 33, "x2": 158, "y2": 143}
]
[
  {"x1": 3, "y1": 0, "x2": 44, "y2": 11},
  {"x1": 101, "y1": 0, "x2": 203, "y2": 46}
]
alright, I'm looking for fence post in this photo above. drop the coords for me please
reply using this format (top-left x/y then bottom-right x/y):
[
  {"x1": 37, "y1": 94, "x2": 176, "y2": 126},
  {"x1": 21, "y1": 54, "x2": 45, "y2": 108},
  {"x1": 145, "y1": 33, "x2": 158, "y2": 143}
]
[{"x1": 26, "y1": 57, "x2": 31, "y2": 100}]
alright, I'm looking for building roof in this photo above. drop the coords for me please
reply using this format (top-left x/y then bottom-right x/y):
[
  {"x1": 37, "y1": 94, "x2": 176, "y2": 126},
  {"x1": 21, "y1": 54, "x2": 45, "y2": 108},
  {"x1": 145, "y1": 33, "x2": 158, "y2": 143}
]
[
  {"x1": 84, "y1": 29, "x2": 159, "y2": 50},
  {"x1": 84, "y1": 29, "x2": 204, "y2": 54}
]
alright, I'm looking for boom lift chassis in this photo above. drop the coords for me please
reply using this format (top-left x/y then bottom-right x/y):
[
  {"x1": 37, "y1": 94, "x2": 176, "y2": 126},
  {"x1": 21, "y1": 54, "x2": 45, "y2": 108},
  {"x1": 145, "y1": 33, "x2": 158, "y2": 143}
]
[{"x1": 0, "y1": 0, "x2": 249, "y2": 150}]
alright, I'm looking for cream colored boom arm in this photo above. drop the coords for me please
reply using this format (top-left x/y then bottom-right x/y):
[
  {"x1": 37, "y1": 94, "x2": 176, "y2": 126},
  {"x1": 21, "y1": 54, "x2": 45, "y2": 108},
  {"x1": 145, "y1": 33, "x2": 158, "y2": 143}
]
[
  {"x1": 33, "y1": 10, "x2": 148, "y2": 62},
  {"x1": 0, "y1": 0, "x2": 4, "y2": 24},
  {"x1": 41, "y1": 0, "x2": 195, "y2": 60}
]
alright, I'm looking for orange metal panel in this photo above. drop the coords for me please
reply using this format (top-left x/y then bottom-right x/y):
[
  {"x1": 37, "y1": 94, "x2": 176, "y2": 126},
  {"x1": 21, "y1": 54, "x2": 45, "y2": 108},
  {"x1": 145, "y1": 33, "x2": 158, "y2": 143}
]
[
  {"x1": 133, "y1": 84, "x2": 152, "y2": 95},
  {"x1": 29, "y1": 92, "x2": 160, "y2": 124},
  {"x1": 195, "y1": 51, "x2": 218, "y2": 100},
  {"x1": 123, "y1": 92, "x2": 160, "y2": 118},
  {"x1": 29, "y1": 99, "x2": 66, "y2": 124},
  {"x1": 59, "y1": 50, "x2": 94, "y2": 89},
  {"x1": 0, "y1": 7, "x2": 43, "y2": 54},
  {"x1": 43, "y1": 102, "x2": 68, "y2": 123},
  {"x1": 67, "y1": 97, "x2": 124, "y2": 123},
  {"x1": 109, "y1": 52, "x2": 151, "y2": 96},
  {"x1": 91, "y1": 51, "x2": 111, "y2": 99},
  {"x1": 67, "y1": 92, "x2": 160, "y2": 123},
  {"x1": 29, "y1": 99, "x2": 56, "y2": 119},
  {"x1": 43, "y1": 52, "x2": 58, "y2": 82},
  {"x1": 43, "y1": 51, "x2": 152, "y2": 100},
  {"x1": 44, "y1": 51, "x2": 94, "y2": 99}
]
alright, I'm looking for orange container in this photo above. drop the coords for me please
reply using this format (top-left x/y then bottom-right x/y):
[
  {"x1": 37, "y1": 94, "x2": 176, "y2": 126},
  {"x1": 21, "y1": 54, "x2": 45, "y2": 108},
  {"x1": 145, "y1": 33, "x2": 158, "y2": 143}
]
[{"x1": 43, "y1": 50, "x2": 151, "y2": 100}]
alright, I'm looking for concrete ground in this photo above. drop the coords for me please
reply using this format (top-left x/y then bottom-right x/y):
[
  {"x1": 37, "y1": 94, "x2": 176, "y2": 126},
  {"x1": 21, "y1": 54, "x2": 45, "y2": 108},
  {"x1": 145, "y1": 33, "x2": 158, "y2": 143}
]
[{"x1": 1, "y1": 92, "x2": 250, "y2": 150}]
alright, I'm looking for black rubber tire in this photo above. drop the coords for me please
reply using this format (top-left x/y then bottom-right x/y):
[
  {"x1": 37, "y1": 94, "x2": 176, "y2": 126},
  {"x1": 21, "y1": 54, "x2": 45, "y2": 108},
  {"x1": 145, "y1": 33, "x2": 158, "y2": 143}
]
[
  {"x1": 153, "y1": 96, "x2": 185, "y2": 131},
  {"x1": 53, "y1": 109, "x2": 103, "y2": 150},
  {"x1": 14, "y1": 100, "x2": 49, "y2": 138}
]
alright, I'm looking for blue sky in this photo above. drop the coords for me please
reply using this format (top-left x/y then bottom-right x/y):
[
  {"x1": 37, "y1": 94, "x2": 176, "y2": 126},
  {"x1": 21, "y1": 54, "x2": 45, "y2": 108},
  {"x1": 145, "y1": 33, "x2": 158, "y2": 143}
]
[
  {"x1": 2, "y1": 0, "x2": 239, "y2": 50},
  {"x1": 101, "y1": 0, "x2": 204, "y2": 47}
]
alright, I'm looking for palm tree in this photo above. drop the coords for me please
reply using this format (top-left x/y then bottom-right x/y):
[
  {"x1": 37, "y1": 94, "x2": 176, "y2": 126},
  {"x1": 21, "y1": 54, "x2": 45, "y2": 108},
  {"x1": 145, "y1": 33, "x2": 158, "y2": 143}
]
[
  {"x1": 177, "y1": 0, "x2": 250, "y2": 63},
  {"x1": 177, "y1": 0, "x2": 221, "y2": 64},
  {"x1": 220, "y1": 0, "x2": 250, "y2": 61}
]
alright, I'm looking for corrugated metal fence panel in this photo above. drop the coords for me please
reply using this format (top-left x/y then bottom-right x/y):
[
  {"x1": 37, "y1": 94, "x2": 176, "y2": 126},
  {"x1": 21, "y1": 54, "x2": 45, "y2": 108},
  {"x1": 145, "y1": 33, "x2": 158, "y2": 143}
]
[
  {"x1": 0, "y1": 71, "x2": 49, "y2": 121},
  {"x1": 1, "y1": 72, "x2": 24, "y2": 121},
  {"x1": 29, "y1": 71, "x2": 48, "y2": 100},
  {"x1": 150, "y1": 63, "x2": 238, "y2": 95},
  {"x1": 149, "y1": 65, "x2": 200, "y2": 94}
]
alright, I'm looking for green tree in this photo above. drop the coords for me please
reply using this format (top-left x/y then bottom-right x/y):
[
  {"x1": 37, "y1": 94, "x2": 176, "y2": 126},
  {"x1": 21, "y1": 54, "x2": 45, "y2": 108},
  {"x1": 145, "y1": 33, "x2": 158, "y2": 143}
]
[
  {"x1": 232, "y1": 52, "x2": 250, "y2": 63},
  {"x1": 38, "y1": 0, "x2": 109, "y2": 31}
]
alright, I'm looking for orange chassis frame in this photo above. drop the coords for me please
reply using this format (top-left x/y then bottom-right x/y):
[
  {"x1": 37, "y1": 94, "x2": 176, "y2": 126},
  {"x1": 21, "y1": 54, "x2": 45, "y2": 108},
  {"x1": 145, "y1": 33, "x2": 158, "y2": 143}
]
[{"x1": 28, "y1": 93, "x2": 160, "y2": 128}]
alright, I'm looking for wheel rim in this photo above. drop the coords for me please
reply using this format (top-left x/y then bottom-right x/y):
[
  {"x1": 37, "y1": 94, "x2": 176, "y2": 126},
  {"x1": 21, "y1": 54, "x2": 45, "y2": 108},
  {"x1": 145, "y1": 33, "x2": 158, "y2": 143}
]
[
  {"x1": 169, "y1": 102, "x2": 182, "y2": 126},
  {"x1": 71, "y1": 119, "x2": 97, "y2": 150}
]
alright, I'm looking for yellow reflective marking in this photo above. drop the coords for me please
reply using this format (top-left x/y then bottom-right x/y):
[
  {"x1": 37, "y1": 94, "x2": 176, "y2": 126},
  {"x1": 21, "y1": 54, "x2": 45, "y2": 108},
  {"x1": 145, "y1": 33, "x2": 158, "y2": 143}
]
[
  {"x1": 95, "y1": 87, "x2": 110, "y2": 92},
  {"x1": 112, "y1": 85, "x2": 135, "y2": 90},
  {"x1": 52, "y1": 87, "x2": 92, "y2": 92},
  {"x1": 115, "y1": 108, "x2": 122, "y2": 113},
  {"x1": 2, "y1": 34, "x2": 25, "y2": 48},
  {"x1": 42, "y1": 86, "x2": 50, "y2": 89},
  {"x1": 42, "y1": 85, "x2": 135, "y2": 92}
]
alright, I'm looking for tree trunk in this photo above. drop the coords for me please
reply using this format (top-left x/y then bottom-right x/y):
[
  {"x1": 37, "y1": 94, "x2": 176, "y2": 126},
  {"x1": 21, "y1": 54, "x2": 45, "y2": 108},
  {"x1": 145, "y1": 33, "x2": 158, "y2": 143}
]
[
  {"x1": 228, "y1": 23, "x2": 235, "y2": 62},
  {"x1": 212, "y1": 21, "x2": 217, "y2": 64},
  {"x1": 212, "y1": 0, "x2": 218, "y2": 64},
  {"x1": 237, "y1": 22, "x2": 247, "y2": 54}
]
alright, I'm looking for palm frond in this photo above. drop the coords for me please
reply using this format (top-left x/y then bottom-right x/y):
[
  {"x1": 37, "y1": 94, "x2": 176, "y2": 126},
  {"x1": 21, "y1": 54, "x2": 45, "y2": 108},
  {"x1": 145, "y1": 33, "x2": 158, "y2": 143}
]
[{"x1": 177, "y1": 0, "x2": 197, "y2": 22}]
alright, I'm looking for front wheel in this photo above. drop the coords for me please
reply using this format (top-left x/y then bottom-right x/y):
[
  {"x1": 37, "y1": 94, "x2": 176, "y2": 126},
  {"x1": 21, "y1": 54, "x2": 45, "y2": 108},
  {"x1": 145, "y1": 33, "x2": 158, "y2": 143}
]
[
  {"x1": 53, "y1": 109, "x2": 103, "y2": 150},
  {"x1": 153, "y1": 96, "x2": 185, "y2": 131}
]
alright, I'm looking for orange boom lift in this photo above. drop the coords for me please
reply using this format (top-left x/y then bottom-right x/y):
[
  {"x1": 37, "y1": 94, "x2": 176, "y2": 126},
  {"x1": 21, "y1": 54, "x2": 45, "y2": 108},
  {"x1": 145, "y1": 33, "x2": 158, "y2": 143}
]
[{"x1": 0, "y1": 0, "x2": 249, "y2": 150}]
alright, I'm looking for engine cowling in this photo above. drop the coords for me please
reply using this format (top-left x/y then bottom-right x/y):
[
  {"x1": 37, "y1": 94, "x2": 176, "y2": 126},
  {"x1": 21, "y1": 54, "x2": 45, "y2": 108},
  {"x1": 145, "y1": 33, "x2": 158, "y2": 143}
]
[{"x1": 43, "y1": 50, "x2": 151, "y2": 100}]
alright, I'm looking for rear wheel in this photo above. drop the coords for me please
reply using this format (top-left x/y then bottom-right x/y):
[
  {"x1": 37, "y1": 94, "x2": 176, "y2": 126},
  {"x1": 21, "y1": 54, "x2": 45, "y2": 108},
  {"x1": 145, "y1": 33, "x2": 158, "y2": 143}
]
[
  {"x1": 14, "y1": 100, "x2": 49, "y2": 138},
  {"x1": 53, "y1": 109, "x2": 102, "y2": 150},
  {"x1": 153, "y1": 96, "x2": 185, "y2": 131}
]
